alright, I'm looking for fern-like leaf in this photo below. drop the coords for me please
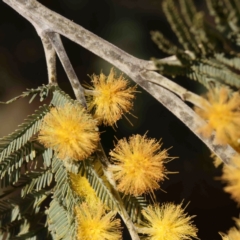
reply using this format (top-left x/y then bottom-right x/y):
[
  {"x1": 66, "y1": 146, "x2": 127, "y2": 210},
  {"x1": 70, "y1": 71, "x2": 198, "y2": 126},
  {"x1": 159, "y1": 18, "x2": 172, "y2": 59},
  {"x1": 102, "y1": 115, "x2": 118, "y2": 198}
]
[
  {"x1": 163, "y1": 0, "x2": 200, "y2": 55},
  {"x1": 0, "y1": 84, "x2": 54, "y2": 105},
  {"x1": 11, "y1": 224, "x2": 51, "y2": 240},
  {"x1": 42, "y1": 148, "x2": 54, "y2": 168},
  {"x1": 215, "y1": 53, "x2": 240, "y2": 70},
  {"x1": 47, "y1": 199, "x2": 75, "y2": 240},
  {"x1": 121, "y1": 195, "x2": 147, "y2": 224},
  {"x1": 186, "y1": 68, "x2": 219, "y2": 89},
  {"x1": 48, "y1": 158, "x2": 77, "y2": 239},
  {"x1": 179, "y1": 0, "x2": 197, "y2": 28},
  {"x1": 85, "y1": 164, "x2": 118, "y2": 211},
  {"x1": 191, "y1": 59, "x2": 240, "y2": 88},
  {"x1": 0, "y1": 213, "x2": 48, "y2": 240},
  {"x1": 0, "y1": 142, "x2": 37, "y2": 187},
  {"x1": 50, "y1": 87, "x2": 74, "y2": 107},
  {"x1": 0, "y1": 191, "x2": 48, "y2": 233},
  {"x1": 21, "y1": 169, "x2": 53, "y2": 198},
  {"x1": 51, "y1": 157, "x2": 77, "y2": 213},
  {"x1": 0, "y1": 105, "x2": 49, "y2": 162},
  {"x1": 206, "y1": 0, "x2": 230, "y2": 34},
  {"x1": 151, "y1": 31, "x2": 182, "y2": 56}
]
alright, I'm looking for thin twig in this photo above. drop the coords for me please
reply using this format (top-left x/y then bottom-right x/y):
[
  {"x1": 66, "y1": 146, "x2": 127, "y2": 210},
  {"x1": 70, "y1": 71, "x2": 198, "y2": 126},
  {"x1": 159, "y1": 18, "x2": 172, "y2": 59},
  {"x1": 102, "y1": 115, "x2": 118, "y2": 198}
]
[
  {"x1": 2, "y1": 0, "x2": 236, "y2": 166},
  {"x1": 40, "y1": 33, "x2": 57, "y2": 85},
  {"x1": 46, "y1": 32, "x2": 87, "y2": 108},
  {"x1": 141, "y1": 70, "x2": 210, "y2": 109}
]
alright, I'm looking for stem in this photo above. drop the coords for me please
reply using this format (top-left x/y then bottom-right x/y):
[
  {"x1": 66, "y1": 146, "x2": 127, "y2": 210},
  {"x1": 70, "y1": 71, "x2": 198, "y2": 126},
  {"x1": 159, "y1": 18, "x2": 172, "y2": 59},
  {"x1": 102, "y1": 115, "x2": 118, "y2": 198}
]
[
  {"x1": 40, "y1": 34, "x2": 57, "y2": 85},
  {"x1": 46, "y1": 32, "x2": 87, "y2": 108},
  {"x1": 96, "y1": 143, "x2": 140, "y2": 240},
  {"x1": 141, "y1": 70, "x2": 210, "y2": 109}
]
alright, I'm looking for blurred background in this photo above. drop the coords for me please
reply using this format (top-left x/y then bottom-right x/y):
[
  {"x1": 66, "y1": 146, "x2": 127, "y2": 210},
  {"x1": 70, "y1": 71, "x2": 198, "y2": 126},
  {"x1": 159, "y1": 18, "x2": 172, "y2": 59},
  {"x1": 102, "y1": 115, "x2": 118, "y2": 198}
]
[{"x1": 0, "y1": 0, "x2": 238, "y2": 239}]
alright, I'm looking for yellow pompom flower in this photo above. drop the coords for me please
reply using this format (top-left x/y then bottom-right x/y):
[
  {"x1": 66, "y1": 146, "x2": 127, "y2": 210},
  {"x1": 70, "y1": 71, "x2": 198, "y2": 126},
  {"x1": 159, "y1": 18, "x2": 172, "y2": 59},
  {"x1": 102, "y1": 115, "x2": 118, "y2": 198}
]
[
  {"x1": 221, "y1": 155, "x2": 240, "y2": 205},
  {"x1": 85, "y1": 68, "x2": 137, "y2": 126},
  {"x1": 38, "y1": 103, "x2": 99, "y2": 161},
  {"x1": 109, "y1": 134, "x2": 171, "y2": 196},
  {"x1": 139, "y1": 203, "x2": 198, "y2": 240},
  {"x1": 220, "y1": 218, "x2": 240, "y2": 240},
  {"x1": 75, "y1": 202, "x2": 122, "y2": 240},
  {"x1": 194, "y1": 87, "x2": 240, "y2": 145}
]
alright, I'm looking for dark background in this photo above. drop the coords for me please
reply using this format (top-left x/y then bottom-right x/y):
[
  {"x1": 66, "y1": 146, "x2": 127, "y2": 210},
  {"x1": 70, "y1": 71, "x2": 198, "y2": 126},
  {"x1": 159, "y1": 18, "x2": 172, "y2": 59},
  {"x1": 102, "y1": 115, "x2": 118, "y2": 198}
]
[{"x1": 0, "y1": 0, "x2": 238, "y2": 239}]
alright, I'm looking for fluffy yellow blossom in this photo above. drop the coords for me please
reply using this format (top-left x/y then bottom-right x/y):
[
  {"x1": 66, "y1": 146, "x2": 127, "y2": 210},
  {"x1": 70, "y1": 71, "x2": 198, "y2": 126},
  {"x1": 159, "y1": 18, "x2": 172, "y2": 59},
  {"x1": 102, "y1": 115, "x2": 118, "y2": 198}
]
[
  {"x1": 38, "y1": 103, "x2": 99, "y2": 161},
  {"x1": 221, "y1": 155, "x2": 240, "y2": 205},
  {"x1": 139, "y1": 203, "x2": 198, "y2": 240},
  {"x1": 75, "y1": 202, "x2": 122, "y2": 240},
  {"x1": 220, "y1": 218, "x2": 240, "y2": 240},
  {"x1": 109, "y1": 134, "x2": 171, "y2": 196},
  {"x1": 70, "y1": 173, "x2": 101, "y2": 210},
  {"x1": 85, "y1": 68, "x2": 137, "y2": 126},
  {"x1": 194, "y1": 87, "x2": 240, "y2": 145}
]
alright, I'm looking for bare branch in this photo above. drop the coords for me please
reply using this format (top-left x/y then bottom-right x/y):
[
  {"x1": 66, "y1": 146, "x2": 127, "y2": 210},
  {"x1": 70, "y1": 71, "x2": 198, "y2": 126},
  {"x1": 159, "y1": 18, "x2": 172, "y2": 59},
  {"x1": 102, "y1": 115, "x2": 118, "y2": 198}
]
[
  {"x1": 40, "y1": 34, "x2": 57, "y2": 85},
  {"x1": 2, "y1": 0, "x2": 236, "y2": 166},
  {"x1": 46, "y1": 32, "x2": 87, "y2": 107},
  {"x1": 141, "y1": 70, "x2": 210, "y2": 109}
]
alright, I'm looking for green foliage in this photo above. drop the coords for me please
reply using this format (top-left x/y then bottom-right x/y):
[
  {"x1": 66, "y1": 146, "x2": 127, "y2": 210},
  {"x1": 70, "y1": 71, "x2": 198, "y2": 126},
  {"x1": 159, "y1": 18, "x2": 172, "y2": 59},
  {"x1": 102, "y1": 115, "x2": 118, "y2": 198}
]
[
  {"x1": 48, "y1": 199, "x2": 74, "y2": 240},
  {"x1": 0, "y1": 142, "x2": 36, "y2": 188},
  {"x1": 0, "y1": 105, "x2": 49, "y2": 162},
  {"x1": 0, "y1": 190, "x2": 50, "y2": 239},
  {"x1": 48, "y1": 157, "x2": 76, "y2": 239},
  {"x1": 152, "y1": 0, "x2": 240, "y2": 90},
  {"x1": 0, "y1": 85, "x2": 55, "y2": 238},
  {"x1": 50, "y1": 87, "x2": 75, "y2": 107},
  {"x1": 21, "y1": 169, "x2": 53, "y2": 198},
  {"x1": 0, "y1": 84, "x2": 55, "y2": 105}
]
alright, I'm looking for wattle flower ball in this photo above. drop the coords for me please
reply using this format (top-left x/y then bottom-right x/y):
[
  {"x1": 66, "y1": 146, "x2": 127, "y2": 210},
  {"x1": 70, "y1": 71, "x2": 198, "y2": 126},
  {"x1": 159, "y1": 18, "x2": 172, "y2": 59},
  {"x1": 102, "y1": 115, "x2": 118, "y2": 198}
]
[
  {"x1": 109, "y1": 134, "x2": 171, "y2": 196},
  {"x1": 75, "y1": 202, "x2": 122, "y2": 240},
  {"x1": 86, "y1": 68, "x2": 137, "y2": 126},
  {"x1": 139, "y1": 203, "x2": 198, "y2": 240},
  {"x1": 38, "y1": 103, "x2": 100, "y2": 161},
  {"x1": 195, "y1": 87, "x2": 240, "y2": 145}
]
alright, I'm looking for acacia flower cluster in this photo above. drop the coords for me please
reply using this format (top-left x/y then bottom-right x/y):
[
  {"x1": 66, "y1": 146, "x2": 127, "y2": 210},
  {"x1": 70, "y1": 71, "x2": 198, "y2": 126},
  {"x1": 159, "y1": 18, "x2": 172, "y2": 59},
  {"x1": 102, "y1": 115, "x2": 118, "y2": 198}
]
[
  {"x1": 75, "y1": 202, "x2": 122, "y2": 240},
  {"x1": 109, "y1": 134, "x2": 171, "y2": 196},
  {"x1": 139, "y1": 203, "x2": 198, "y2": 240},
  {"x1": 221, "y1": 155, "x2": 240, "y2": 205},
  {"x1": 38, "y1": 103, "x2": 99, "y2": 161},
  {"x1": 194, "y1": 87, "x2": 240, "y2": 145},
  {"x1": 85, "y1": 68, "x2": 137, "y2": 126}
]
